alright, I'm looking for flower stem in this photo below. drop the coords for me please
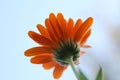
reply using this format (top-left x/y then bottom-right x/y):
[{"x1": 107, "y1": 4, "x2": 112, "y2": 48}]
[{"x1": 69, "y1": 57, "x2": 80, "y2": 80}]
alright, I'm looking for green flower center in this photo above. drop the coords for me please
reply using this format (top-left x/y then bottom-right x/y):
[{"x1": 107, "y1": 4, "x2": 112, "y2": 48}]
[{"x1": 53, "y1": 39, "x2": 80, "y2": 66}]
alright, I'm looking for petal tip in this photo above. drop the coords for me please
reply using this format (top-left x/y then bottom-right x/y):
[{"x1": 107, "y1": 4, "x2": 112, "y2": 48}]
[
  {"x1": 49, "y1": 12, "x2": 55, "y2": 16},
  {"x1": 24, "y1": 50, "x2": 28, "y2": 56},
  {"x1": 28, "y1": 31, "x2": 33, "y2": 36},
  {"x1": 88, "y1": 17, "x2": 94, "y2": 22},
  {"x1": 36, "y1": 24, "x2": 41, "y2": 28}
]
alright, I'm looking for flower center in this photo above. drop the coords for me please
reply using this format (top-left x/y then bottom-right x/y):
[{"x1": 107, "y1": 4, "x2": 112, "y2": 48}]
[{"x1": 53, "y1": 39, "x2": 80, "y2": 66}]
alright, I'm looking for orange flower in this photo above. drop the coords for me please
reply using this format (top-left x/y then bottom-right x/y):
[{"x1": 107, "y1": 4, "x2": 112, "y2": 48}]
[{"x1": 24, "y1": 13, "x2": 93, "y2": 79}]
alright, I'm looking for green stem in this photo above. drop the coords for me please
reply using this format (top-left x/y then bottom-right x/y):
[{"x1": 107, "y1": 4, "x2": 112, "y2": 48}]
[{"x1": 69, "y1": 57, "x2": 80, "y2": 80}]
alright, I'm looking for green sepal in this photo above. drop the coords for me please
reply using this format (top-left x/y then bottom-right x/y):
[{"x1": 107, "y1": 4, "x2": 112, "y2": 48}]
[{"x1": 95, "y1": 66, "x2": 103, "y2": 80}]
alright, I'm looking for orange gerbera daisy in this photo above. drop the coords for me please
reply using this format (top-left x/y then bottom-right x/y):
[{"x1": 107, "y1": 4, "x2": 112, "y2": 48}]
[{"x1": 24, "y1": 13, "x2": 93, "y2": 79}]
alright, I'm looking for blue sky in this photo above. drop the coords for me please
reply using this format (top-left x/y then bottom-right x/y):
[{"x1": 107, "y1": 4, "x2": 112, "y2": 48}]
[{"x1": 0, "y1": 0, "x2": 120, "y2": 80}]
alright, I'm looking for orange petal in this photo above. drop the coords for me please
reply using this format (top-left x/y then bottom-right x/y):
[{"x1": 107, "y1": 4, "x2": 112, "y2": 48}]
[
  {"x1": 75, "y1": 19, "x2": 82, "y2": 29},
  {"x1": 81, "y1": 45, "x2": 91, "y2": 48},
  {"x1": 24, "y1": 46, "x2": 52, "y2": 56},
  {"x1": 80, "y1": 29, "x2": 91, "y2": 45},
  {"x1": 72, "y1": 19, "x2": 82, "y2": 39},
  {"x1": 42, "y1": 61, "x2": 57, "y2": 70},
  {"x1": 45, "y1": 18, "x2": 58, "y2": 43},
  {"x1": 30, "y1": 54, "x2": 53, "y2": 64},
  {"x1": 66, "y1": 18, "x2": 74, "y2": 39},
  {"x1": 74, "y1": 17, "x2": 93, "y2": 42},
  {"x1": 49, "y1": 13, "x2": 63, "y2": 40},
  {"x1": 28, "y1": 31, "x2": 55, "y2": 47},
  {"x1": 36, "y1": 24, "x2": 51, "y2": 39},
  {"x1": 80, "y1": 51, "x2": 85, "y2": 56},
  {"x1": 53, "y1": 64, "x2": 67, "y2": 79},
  {"x1": 57, "y1": 13, "x2": 67, "y2": 39}
]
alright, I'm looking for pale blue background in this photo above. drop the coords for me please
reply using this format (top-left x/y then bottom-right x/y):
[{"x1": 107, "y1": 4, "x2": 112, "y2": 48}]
[{"x1": 0, "y1": 0, "x2": 120, "y2": 80}]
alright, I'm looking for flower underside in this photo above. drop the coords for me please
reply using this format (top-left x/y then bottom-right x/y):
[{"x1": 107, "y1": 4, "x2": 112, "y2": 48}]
[
  {"x1": 24, "y1": 12, "x2": 93, "y2": 79},
  {"x1": 53, "y1": 39, "x2": 80, "y2": 66}
]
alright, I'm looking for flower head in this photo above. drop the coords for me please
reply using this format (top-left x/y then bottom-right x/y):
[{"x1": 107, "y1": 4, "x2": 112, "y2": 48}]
[{"x1": 24, "y1": 13, "x2": 93, "y2": 79}]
